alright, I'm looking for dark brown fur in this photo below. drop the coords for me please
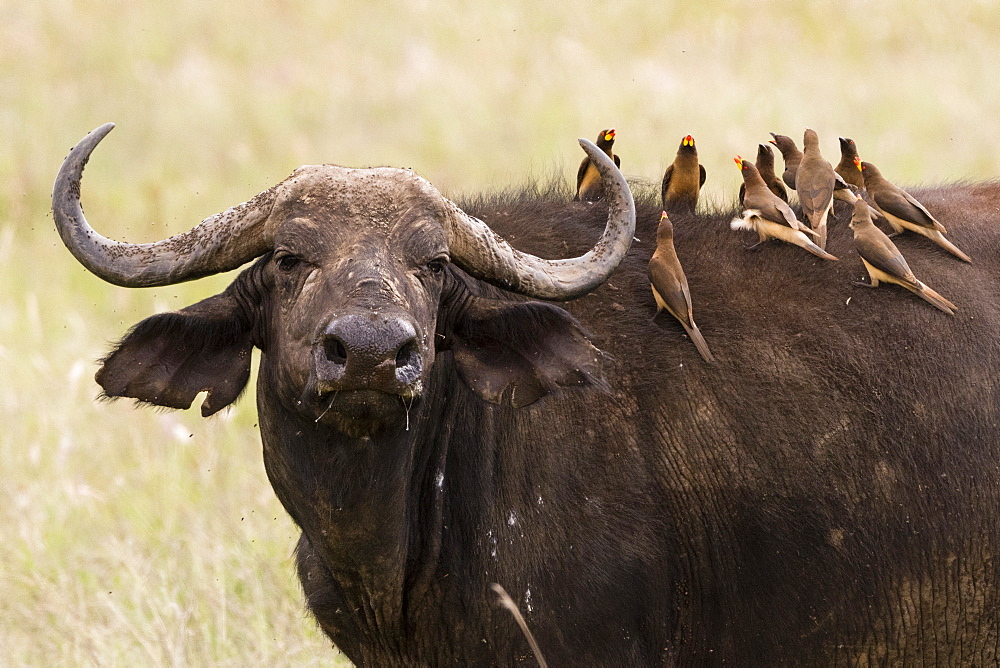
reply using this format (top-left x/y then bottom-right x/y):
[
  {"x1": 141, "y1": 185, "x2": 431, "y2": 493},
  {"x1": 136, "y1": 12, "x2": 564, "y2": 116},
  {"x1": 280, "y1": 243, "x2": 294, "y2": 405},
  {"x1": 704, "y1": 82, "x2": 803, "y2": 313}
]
[{"x1": 95, "y1": 176, "x2": 1000, "y2": 665}]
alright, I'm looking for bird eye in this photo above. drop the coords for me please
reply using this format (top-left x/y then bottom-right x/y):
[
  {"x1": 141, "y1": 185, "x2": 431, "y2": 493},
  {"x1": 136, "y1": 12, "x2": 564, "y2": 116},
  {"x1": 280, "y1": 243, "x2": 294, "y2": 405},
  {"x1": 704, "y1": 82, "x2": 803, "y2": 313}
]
[{"x1": 275, "y1": 254, "x2": 301, "y2": 272}]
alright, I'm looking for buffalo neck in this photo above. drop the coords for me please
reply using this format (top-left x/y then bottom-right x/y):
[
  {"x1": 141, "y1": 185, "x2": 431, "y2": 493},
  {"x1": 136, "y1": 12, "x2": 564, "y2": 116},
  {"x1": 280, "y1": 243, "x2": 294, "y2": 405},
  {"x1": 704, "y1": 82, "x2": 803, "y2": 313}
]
[{"x1": 255, "y1": 361, "x2": 454, "y2": 618}]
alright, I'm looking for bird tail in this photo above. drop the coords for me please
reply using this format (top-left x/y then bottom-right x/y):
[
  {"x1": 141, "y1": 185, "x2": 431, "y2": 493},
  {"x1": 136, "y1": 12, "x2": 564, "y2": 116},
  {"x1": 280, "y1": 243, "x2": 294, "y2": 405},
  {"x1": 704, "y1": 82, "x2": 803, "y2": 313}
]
[
  {"x1": 799, "y1": 237, "x2": 839, "y2": 261},
  {"x1": 683, "y1": 322, "x2": 716, "y2": 364},
  {"x1": 808, "y1": 207, "x2": 830, "y2": 250},
  {"x1": 730, "y1": 214, "x2": 755, "y2": 231},
  {"x1": 913, "y1": 281, "x2": 957, "y2": 315},
  {"x1": 930, "y1": 231, "x2": 973, "y2": 263}
]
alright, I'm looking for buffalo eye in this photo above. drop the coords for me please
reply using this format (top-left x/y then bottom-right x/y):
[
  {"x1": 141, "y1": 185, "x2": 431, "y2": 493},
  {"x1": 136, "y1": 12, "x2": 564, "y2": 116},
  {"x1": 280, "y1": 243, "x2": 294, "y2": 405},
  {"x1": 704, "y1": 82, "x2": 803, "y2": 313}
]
[
  {"x1": 426, "y1": 257, "x2": 449, "y2": 275},
  {"x1": 275, "y1": 253, "x2": 301, "y2": 273}
]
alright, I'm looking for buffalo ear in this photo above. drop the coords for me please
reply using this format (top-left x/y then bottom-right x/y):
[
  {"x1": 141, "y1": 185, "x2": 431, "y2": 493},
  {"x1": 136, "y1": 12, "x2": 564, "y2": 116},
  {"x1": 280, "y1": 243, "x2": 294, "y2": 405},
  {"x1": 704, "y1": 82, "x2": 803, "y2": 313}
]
[
  {"x1": 447, "y1": 297, "x2": 607, "y2": 408},
  {"x1": 96, "y1": 289, "x2": 254, "y2": 417}
]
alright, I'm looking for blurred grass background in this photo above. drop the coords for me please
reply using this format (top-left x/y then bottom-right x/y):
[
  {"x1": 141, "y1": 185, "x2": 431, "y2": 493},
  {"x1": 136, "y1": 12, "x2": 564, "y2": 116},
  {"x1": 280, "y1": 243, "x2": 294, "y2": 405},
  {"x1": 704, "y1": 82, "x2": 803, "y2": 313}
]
[{"x1": 3, "y1": 1, "x2": 1000, "y2": 664}]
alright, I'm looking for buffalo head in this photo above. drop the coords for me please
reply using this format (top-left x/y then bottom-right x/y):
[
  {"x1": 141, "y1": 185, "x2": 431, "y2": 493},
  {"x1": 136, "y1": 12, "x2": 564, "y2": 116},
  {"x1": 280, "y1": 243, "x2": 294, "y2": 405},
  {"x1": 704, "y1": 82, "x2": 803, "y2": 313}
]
[{"x1": 53, "y1": 124, "x2": 634, "y2": 437}]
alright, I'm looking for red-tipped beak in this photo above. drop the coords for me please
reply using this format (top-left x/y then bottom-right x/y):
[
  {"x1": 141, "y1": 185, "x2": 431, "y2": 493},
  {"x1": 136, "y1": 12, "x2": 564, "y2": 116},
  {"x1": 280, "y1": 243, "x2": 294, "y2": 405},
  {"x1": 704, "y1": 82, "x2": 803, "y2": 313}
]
[
  {"x1": 854, "y1": 156, "x2": 863, "y2": 170},
  {"x1": 734, "y1": 156, "x2": 744, "y2": 168},
  {"x1": 605, "y1": 129, "x2": 616, "y2": 141}
]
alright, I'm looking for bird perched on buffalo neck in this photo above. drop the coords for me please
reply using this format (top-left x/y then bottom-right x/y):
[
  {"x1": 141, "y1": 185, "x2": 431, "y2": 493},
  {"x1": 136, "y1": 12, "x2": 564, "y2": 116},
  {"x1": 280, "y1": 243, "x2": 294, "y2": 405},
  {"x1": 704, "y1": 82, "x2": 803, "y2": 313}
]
[
  {"x1": 859, "y1": 160, "x2": 972, "y2": 263},
  {"x1": 739, "y1": 142, "x2": 787, "y2": 206},
  {"x1": 575, "y1": 128, "x2": 621, "y2": 202},
  {"x1": 795, "y1": 129, "x2": 837, "y2": 250},
  {"x1": 848, "y1": 196, "x2": 957, "y2": 315},
  {"x1": 649, "y1": 212, "x2": 714, "y2": 363},
  {"x1": 769, "y1": 132, "x2": 803, "y2": 191},
  {"x1": 731, "y1": 156, "x2": 838, "y2": 261},
  {"x1": 661, "y1": 135, "x2": 707, "y2": 214}
]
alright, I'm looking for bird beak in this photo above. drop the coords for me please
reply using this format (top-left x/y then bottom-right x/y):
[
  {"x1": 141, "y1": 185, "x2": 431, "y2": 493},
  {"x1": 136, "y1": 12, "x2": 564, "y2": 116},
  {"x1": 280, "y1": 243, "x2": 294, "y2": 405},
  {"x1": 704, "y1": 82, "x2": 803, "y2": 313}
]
[
  {"x1": 683, "y1": 135, "x2": 694, "y2": 146},
  {"x1": 605, "y1": 129, "x2": 616, "y2": 141},
  {"x1": 734, "y1": 156, "x2": 744, "y2": 168},
  {"x1": 854, "y1": 157, "x2": 863, "y2": 171}
]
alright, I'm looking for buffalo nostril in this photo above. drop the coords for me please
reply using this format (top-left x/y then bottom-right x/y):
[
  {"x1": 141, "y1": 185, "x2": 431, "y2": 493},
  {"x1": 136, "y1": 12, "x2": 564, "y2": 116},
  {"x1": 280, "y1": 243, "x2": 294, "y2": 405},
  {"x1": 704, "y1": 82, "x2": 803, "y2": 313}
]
[
  {"x1": 324, "y1": 337, "x2": 348, "y2": 364},
  {"x1": 395, "y1": 339, "x2": 420, "y2": 371}
]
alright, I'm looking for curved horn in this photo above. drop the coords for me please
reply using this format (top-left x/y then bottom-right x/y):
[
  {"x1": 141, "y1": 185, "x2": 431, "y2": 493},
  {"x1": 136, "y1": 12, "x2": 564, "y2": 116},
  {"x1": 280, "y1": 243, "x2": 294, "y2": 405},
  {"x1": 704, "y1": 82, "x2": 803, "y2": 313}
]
[
  {"x1": 444, "y1": 138, "x2": 635, "y2": 301},
  {"x1": 52, "y1": 123, "x2": 277, "y2": 287}
]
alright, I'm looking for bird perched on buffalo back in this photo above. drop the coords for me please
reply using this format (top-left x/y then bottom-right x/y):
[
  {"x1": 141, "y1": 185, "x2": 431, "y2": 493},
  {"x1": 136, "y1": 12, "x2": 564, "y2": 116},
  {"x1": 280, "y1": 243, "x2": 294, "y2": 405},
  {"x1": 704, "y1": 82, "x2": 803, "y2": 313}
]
[
  {"x1": 649, "y1": 212, "x2": 714, "y2": 363},
  {"x1": 769, "y1": 132, "x2": 803, "y2": 191},
  {"x1": 858, "y1": 160, "x2": 972, "y2": 263},
  {"x1": 739, "y1": 142, "x2": 787, "y2": 206},
  {"x1": 661, "y1": 135, "x2": 707, "y2": 214},
  {"x1": 848, "y1": 196, "x2": 957, "y2": 314},
  {"x1": 836, "y1": 137, "x2": 864, "y2": 190},
  {"x1": 795, "y1": 129, "x2": 837, "y2": 250},
  {"x1": 575, "y1": 129, "x2": 621, "y2": 202},
  {"x1": 731, "y1": 156, "x2": 838, "y2": 261}
]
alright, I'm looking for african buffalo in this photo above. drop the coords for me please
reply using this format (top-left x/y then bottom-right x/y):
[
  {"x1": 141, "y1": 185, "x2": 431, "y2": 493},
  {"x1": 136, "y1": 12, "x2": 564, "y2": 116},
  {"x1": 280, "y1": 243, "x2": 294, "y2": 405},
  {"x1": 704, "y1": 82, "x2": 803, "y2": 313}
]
[{"x1": 54, "y1": 124, "x2": 1000, "y2": 665}]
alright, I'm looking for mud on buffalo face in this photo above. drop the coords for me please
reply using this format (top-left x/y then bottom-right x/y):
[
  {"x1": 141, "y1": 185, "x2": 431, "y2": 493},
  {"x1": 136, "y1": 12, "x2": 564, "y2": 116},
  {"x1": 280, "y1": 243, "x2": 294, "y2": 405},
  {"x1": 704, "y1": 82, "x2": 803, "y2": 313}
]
[
  {"x1": 53, "y1": 124, "x2": 635, "y2": 437},
  {"x1": 262, "y1": 188, "x2": 451, "y2": 434}
]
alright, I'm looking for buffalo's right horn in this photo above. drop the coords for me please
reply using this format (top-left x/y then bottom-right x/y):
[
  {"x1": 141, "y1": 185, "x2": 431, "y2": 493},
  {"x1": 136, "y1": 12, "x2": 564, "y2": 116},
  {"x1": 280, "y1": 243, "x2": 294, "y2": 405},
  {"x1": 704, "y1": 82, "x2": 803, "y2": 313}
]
[{"x1": 52, "y1": 123, "x2": 277, "y2": 288}]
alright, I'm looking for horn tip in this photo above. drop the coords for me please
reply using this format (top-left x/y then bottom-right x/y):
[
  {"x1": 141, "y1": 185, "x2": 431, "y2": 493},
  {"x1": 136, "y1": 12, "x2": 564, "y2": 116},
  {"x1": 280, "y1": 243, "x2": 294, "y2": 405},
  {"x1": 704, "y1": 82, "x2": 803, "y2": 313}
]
[{"x1": 93, "y1": 122, "x2": 116, "y2": 138}]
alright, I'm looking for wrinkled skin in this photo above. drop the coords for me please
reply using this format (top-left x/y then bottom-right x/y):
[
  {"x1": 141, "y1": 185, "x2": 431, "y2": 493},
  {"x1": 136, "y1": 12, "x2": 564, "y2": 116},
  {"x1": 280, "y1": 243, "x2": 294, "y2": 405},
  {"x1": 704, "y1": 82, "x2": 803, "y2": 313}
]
[{"x1": 94, "y1": 180, "x2": 1000, "y2": 666}]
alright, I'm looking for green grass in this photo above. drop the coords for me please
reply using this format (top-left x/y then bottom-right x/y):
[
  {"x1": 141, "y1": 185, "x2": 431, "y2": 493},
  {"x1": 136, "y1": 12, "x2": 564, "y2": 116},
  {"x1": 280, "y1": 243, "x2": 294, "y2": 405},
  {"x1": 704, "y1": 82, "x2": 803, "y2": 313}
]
[{"x1": 3, "y1": 1, "x2": 1000, "y2": 664}]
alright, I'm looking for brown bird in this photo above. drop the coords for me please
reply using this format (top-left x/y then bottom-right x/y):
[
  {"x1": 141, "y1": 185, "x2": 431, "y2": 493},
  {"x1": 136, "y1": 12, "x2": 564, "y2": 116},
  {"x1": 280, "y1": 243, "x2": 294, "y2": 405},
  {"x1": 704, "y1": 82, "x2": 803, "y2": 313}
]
[
  {"x1": 739, "y1": 143, "x2": 787, "y2": 205},
  {"x1": 836, "y1": 137, "x2": 864, "y2": 190},
  {"x1": 661, "y1": 135, "x2": 707, "y2": 214},
  {"x1": 849, "y1": 196, "x2": 957, "y2": 314},
  {"x1": 859, "y1": 160, "x2": 972, "y2": 263},
  {"x1": 736, "y1": 156, "x2": 813, "y2": 235},
  {"x1": 732, "y1": 157, "x2": 838, "y2": 261},
  {"x1": 575, "y1": 128, "x2": 621, "y2": 202},
  {"x1": 795, "y1": 129, "x2": 837, "y2": 250},
  {"x1": 831, "y1": 136, "x2": 886, "y2": 216},
  {"x1": 769, "y1": 133, "x2": 803, "y2": 191},
  {"x1": 649, "y1": 212, "x2": 715, "y2": 363}
]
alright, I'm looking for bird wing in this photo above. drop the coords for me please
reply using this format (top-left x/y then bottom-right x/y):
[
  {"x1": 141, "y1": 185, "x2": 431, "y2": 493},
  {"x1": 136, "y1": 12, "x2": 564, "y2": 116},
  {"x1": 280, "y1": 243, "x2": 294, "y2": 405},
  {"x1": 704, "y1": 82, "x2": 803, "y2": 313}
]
[
  {"x1": 746, "y1": 187, "x2": 801, "y2": 229},
  {"x1": 855, "y1": 230, "x2": 915, "y2": 283},
  {"x1": 872, "y1": 186, "x2": 943, "y2": 231},
  {"x1": 660, "y1": 165, "x2": 674, "y2": 203},
  {"x1": 699, "y1": 164, "x2": 707, "y2": 187},
  {"x1": 649, "y1": 255, "x2": 693, "y2": 325},
  {"x1": 614, "y1": 154, "x2": 621, "y2": 168},
  {"x1": 796, "y1": 162, "x2": 835, "y2": 213}
]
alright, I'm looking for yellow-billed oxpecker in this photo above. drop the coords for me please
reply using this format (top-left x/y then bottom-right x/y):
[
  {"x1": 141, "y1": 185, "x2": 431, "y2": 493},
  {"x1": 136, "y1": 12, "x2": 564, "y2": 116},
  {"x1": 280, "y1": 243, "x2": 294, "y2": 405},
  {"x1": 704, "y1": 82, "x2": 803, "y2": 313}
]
[
  {"x1": 849, "y1": 196, "x2": 957, "y2": 314},
  {"x1": 649, "y1": 212, "x2": 714, "y2": 363},
  {"x1": 661, "y1": 135, "x2": 707, "y2": 214},
  {"x1": 739, "y1": 142, "x2": 787, "y2": 206},
  {"x1": 859, "y1": 160, "x2": 972, "y2": 263},
  {"x1": 795, "y1": 129, "x2": 837, "y2": 250},
  {"x1": 732, "y1": 156, "x2": 838, "y2": 261},
  {"x1": 576, "y1": 128, "x2": 621, "y2": 202}
]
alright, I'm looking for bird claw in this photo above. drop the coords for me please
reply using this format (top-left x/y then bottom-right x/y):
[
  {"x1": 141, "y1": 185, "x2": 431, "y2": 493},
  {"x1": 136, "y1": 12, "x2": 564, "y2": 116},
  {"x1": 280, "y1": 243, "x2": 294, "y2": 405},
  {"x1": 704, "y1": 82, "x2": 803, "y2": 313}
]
[{"x1": 851, "y1": 280, "x2": 876, "y2": 289}]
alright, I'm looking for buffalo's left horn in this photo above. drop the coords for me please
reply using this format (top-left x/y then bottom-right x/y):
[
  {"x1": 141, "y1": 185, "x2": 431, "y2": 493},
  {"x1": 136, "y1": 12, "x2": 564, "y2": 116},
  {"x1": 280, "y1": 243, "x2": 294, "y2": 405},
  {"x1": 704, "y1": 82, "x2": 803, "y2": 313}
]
[
  {"x1": 443, "y1": 137, "x2": 635, "y2": 301},
  {"x1": 52, "y1": 123, "x2": 277, "y2": 287}
]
